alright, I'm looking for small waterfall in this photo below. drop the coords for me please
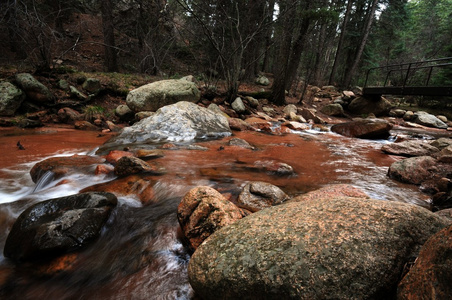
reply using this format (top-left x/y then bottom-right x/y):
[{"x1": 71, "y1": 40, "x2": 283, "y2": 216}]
[{"x1": 32, "y1": 170, "x2": 55, "y2": 193}]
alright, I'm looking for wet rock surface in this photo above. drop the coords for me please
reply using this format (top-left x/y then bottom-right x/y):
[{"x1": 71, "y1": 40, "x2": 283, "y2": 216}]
[
  {"x1": 237, "y1": 181, "x2": 289, "y2": 212},
  {"x1": 97, "y1": 101, "x2": 231, "y2": 153},
  {"x1": 177, "y1": 186, "x2": 243, "y2": 251},
  {"x1": 188, "y1": 197, "x2": 449, "y2": 300},
  {"x1": 331, "y1": 118, "x2": 393, "y2": 139},
  {"x1": 398, "y1": 224, "x2": 452, "y2": 299},
  {"x1": 289, "y1": 184, "x2": 369, "y2": 202},
  {"x1": 30, "y1": 155, "x2": 105, "y2": 183},
  {"x1": 4, "y1": 192, "x2": 118, "y2": 262},
  {"x1": 381, "y1": 140, "x2": 440, "y2": 157},
  {"x1": 114, "y1": 156, "x2": 166, "y2": 177},
  {"x1": 388, "y1": 156, "x2": 439, "y2": 185}
]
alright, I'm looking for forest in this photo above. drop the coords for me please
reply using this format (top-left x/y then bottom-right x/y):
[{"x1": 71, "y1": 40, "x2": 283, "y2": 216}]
[{"x1": 1, "y1": 0, "x2": 451, "y2": 105}]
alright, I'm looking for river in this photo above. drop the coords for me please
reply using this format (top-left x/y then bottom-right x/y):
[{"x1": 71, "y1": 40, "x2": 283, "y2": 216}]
[{"x1": 0, "y1": 124, "x2": 440, "y2": 299}]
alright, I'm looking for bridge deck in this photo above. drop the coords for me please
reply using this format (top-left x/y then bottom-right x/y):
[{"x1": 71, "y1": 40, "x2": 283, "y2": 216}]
[{"x1": 362, "y1": 86, "x2": 452, "y2": 97}]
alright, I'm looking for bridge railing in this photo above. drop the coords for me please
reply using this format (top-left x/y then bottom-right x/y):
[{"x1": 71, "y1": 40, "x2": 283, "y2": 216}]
[{"x1": 363, "y1": 57, "x2": 452, "y2": 96}]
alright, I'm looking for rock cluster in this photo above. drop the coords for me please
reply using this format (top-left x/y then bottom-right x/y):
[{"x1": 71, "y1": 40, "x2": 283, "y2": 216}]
[{"x1": 386, "y1": 137, "x2": 452, "y2": 210}]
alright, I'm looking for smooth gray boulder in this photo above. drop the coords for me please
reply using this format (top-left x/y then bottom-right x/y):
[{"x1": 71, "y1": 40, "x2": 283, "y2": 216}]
[
  {"x1": 231, "y1": 97, "x2": 246, "y2": 114},
  {"x1": 4, "y1": 192, "x2": 118, "y2": 261},
  {"x1": 97, "y1": 101, "x2": 231, "y2": 154},
  {"x1": 414, "y1": 111, "x2": 448, "y2": 129},
  {"x1": 126, "y1": 79, "x2": 201, "y2": 112},
  {"x1": 15, "y1": 73, "x2": 54, "y2": 104},
  {"x1": 188, "y1": 197, "x2": 449, "y2": 299},
  {"x1": 0, "y1": 81, "x2": 25, "y2": 116},
  {"x1": 381, "y1": 140, "x2": 440, "y2": 157}
]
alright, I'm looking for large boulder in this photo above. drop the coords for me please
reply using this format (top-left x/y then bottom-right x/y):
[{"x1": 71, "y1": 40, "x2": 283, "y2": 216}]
[
  {"x1": 177, "y1": 186, "x2": 243, "y2": 251},
  {"x1": 4, "y1": 192, "x2": 118, "y2": 261},
  {"x1": 414, "y1": 111, "x2": 448, "y2": 129},
  {"x1": 15, "y1": 73, "x2": 54, "y2": 105},
  {"x1": 126, "y1": 79, "x2": 201, "y2": 112},
  {"x1": 398, "y1": 224, "x2": 452, "y2": 299},
  {"x1": 431, "y1": 138, "x2": 452, "y2": 150},
  {"x1": 387, "y1": 156, "x2": 438, "y2": 185},
  {"x1": 331, "y1": 118, "x2": 393, "y2": 139},
  {"x1": 97, "y1": 101, "x2": 231, "y2": 153},
  {"x1": 0, "y1": 81, "x2": 25, "y2": 116},
  {"x1": 237, "y1": 181, "x2": 289, "y2": 212},
  {"x1": 289, "y1": 184, "x2": 369, "y2": 202},
  {"x1": 188, "y1": 197, "x2": 449, "y2": 299},
  {"x1": 347, "y1": 96, "x2": 392, "y2": 116},
  {"x1": 381, "y1": 140, "x2": 440, "y2": 157}
]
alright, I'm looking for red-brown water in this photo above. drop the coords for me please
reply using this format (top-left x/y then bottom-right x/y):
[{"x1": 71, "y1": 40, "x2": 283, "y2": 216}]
[{"x1": 0, "y1": 125, "x2": 434, "y2": 299}]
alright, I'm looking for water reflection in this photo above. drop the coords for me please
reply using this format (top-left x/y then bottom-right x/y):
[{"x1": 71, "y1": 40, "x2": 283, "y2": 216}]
[{"x1": 0, "y1": 126, "x2": 436, "y2": 299}]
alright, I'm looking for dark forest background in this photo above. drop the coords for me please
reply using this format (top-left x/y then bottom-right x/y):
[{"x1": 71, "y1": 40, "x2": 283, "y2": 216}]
[{"x1": 1, "y1": 0, "x2": 451, "y2": 104}]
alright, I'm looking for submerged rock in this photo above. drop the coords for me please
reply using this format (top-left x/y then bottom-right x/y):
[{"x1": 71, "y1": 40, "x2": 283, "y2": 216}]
[
  {"x1": 177, "y1": 186, "x2": 243, "y2": 251},
  {"x1": 4, "y1": 192, "x2": 117, "y2": 261},
  {"x1": 126, "y1": 79, "x2": 200, "y2": 112},
  {"x1": 331, "y1": 118, "x2": 393, "y2": 139},
  {"x1": 30, "y1": 155, "x2": 105, "y2": 183},
  {"x1": 188, "y1": 197, "x2": 449, "y2": 299},
  {"x1": 97, "y1": 101, "x2": 231, "y2": 154}
]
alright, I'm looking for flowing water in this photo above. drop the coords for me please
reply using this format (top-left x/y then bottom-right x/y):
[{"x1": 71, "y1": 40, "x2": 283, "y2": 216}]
[{"x1": 0, "y1": 124, "x2": 440, "y2": 299}]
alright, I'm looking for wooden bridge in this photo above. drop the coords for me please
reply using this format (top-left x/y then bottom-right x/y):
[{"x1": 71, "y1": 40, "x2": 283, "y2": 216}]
[{"x1": 362, "y1": 57, "x2": 452, "y2": 97}]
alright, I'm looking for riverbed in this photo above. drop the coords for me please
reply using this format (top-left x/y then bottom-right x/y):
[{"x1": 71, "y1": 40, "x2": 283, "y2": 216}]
[{"x1": 0, "y1": 124, "x2": 439, "y2": 299}]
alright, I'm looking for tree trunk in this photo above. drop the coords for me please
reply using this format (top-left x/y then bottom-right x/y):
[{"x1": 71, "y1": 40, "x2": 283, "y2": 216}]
[
  {"x1": 262, "y1": 0, "x2": 276, "y2": 72},
  {"x1": 312, "y1": 21, "x2": 328, "y2": 86},
  {"x1": 329, "y1": 0, "x2": 353, "y2": 85},
  {"x1": 241, "y1": 0, "x2": 266, "y2": 82},
  {"x1": 6, "y1": 0, "x2": 27, "y2": 58},
  {"x1": 284, "y1": 1, "x2": 313, "y2": 90},
  {"x1": 343, "y1": 0, "x2": 379, "y2": 87},
  {"x1": 271, "y1": 0, "x2": 297, "y2": 105},
  {"x1": 100, "y1": 0, "x2": 118, "y2": 72}
]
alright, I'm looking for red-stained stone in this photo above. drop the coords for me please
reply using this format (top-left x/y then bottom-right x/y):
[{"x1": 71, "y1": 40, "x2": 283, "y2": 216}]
[
  {"x1": 30, "y1": 155, "x2": 105, "y2": 183},
  {"x1": 105, "y1": 150, "x2": 134, "y2": 164},
  {"x1": 188, "y1": 197, "x2": 450, "y2": 300},
  {"x1": 289, "y1": 184, "x2": 369, "y2": 203},
  {"x1": 177, "y1": 186, "x2": 243, "y2": 250},
  {"x1": 81, "y1": 175, "x2": 156, "y2": 205},
  {"x1": 95, "y1": 164, "x2": 114, "y2": 175},
  {"x1": 398, "y1": 224, "x2": 452, "y2": 300}
]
